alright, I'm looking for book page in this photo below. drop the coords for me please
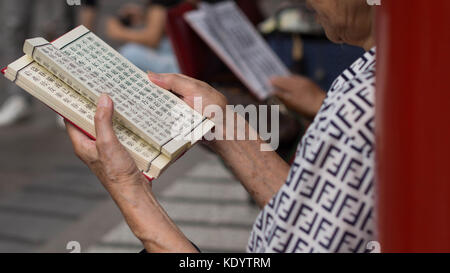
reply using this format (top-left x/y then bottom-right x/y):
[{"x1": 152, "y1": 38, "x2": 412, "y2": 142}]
[
  {"x1": 24, "y1": 26, "x2": 208, "y2": 158},
  {"x1": 4, "y1": 55, "x2": 169, "y2": 177},
  {"x1": 185, "y1": 1, "x2": 290, "y2": 100}
]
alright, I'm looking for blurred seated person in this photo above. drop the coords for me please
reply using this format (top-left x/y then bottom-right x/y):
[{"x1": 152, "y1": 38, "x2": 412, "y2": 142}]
[
  {"x1": 79, "y1": 0, "x2": 98, "y2": 31},
  {"x1": 261, "y1": 1, "x2": 356, "y2": 121},
  {"x1": 106, "y1": 0, "x2": 186, "y2": 73}
]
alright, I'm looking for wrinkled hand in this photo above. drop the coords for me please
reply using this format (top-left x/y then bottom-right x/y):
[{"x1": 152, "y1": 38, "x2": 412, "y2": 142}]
[
  {"x1": 272, "y1": 75, "x2": 326, "y2": 118},
  {"x1": 147, "y1": 72, "x2": 228, "y2": 121},
  {"x1": 65, "y1": 94, "x2": 146, "y2": 192}
]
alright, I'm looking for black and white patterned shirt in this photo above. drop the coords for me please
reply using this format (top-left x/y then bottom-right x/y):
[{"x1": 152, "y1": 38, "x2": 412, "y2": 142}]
[{"x1": 248, "y1": 48, "x2": 376, "y2": 253}]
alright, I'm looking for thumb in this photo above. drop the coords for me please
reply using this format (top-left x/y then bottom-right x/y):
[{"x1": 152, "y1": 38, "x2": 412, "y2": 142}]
[{"x1": 94, "y1": 94, "x2": 119, "y2": 149}]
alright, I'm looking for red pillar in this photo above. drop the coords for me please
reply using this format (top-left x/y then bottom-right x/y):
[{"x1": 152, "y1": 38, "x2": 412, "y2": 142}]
[{"x1": 376, "y1": 0, "x2": 450, "y2": 252}]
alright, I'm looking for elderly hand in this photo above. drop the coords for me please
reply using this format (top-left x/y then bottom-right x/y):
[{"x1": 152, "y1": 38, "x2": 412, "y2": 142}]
[
  {"x1": 65, "y1": 94, "x2": 199, "y2": 252},
  {"x1": 64, "y1": 76, "x2": 229, "y2": 252},
  {"x1": 272, "y1": 75, "x2": 326, "y2": 118},
  {"x1": 65, "y1": 94, "x2": 147, "y2": 194},
  {"x1": 147, "y1": 72, "x2": 228, "y2": 116}
]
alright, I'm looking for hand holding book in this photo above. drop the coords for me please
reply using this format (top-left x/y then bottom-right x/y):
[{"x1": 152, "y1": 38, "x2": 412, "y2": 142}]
[
  {"x1": 147, "y1": 72, "x2": 228, "y2": 121},
  {"x1": 65, "y1": 74, "x2": 228, "y2": 253},
  {"x1": 65, "y1": 93, "x2": 148, "y2": 191},
  {"x1": 65, "y1": 73, "x2": 229, "y2": 189},
  {"x1": 66, "y1": 94, "x2": 199, "y2": 253},
  {"x1": 3, "y1": 25, "x2": 215, "y2": 179}
]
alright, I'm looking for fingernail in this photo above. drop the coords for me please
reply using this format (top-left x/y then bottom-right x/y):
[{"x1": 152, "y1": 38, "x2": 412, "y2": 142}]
[{"x1": 98, "y1": 94, "x2": 110, "y2": 108}]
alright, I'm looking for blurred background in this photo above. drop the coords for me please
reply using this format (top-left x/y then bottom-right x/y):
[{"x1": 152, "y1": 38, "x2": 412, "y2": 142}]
[{"x1": 0, "y1": 0, "x2": 364, "y2": 252}]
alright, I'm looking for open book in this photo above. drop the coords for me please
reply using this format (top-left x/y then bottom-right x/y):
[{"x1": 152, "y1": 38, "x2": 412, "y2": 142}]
[
  {"x1": 2, "y1": 25, "x2": 214, "y2": 180},
  {"x1": 185, "y1": 1, "x2": 290, "y2": 101}
]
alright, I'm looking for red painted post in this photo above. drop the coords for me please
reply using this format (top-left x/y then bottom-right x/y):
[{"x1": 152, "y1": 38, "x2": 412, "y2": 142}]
[{"x1": 376, "y1": 0, "x2": 450, "y2": 252}]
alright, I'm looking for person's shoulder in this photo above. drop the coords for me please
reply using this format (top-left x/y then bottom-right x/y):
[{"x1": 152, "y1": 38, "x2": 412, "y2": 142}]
[
  {"x1": 329, "y1": 64, "x2": 376, "y2": 121},
  {"x1": 312, "y1": 50, "x2": 376, "y2": 153},
  {"x1": 330, "y1": 48, "x2": 376, "y2": 95},
  {"x1": 327, "y1": 48, "x2": 376, "y2": 97},
  {"x1": 349, "y1": 47, "x2": 376, "y2": 73}
]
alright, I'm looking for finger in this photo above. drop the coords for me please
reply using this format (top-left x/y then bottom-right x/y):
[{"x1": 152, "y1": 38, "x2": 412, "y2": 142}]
[
  {"x1": 274, "y1": 89, "x2": 291, "y2": 103},
  {"x1": 94, "y1": 94, "x2": 120, "y2": 151},
  {"x1": 148, "y1": 72, "x2": 204, "y2": 98},
  {"x1": 271, "y1": 75, "x2": 309, "y2": 93},
  {"x1": 65, "y1": 120, "x2": 98, "y2": 162},
  {"x1": 65, "y1": 120, "x2": 91, "y2": 142},
  {"x1": 270, "y1": 76, "x2": 292, "y2": 90},
  {"x1": 148, "y1": 70, "x2": 194, "y2": 81}
]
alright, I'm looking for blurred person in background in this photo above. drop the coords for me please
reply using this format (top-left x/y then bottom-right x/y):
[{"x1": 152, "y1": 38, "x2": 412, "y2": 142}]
[
  {"x1": 260, "y1": 0, "x2": 363, "y2": 121},
  {"x1": 106, "y1": 0, "x2": 185, "y2": 73},
  {"x1": 79, "y1": 0, "x2": 99, "y2": 31},
  {"x1": 272, "y1": 75, "x2": 326, "y2": 119},
  {"x1": 261, "y1": 0, "x2": 327, "y2": 120}
]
